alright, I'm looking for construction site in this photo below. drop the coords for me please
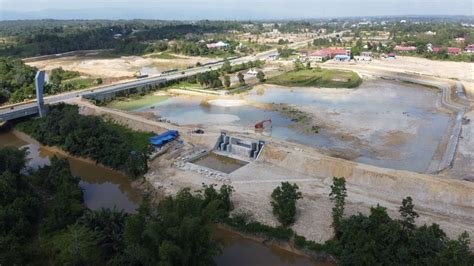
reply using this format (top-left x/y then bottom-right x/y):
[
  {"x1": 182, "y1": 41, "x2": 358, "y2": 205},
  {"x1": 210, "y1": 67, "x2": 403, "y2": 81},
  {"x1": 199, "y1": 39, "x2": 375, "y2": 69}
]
[{"x1": 73, "y1": 55, "x2": 474, "y2": 246}]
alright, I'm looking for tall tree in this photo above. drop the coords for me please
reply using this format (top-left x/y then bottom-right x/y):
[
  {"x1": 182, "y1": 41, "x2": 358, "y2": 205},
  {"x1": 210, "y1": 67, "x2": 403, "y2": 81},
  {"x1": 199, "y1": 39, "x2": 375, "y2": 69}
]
[
  {"x1": 329, "y1": 176, "x2": 347, "y2": 233},
  {"x1": 237, "y1": 72, "x2": 245, "y2": 86},
  {"x1": 256, "y1": 71, "x2": 266, "y2": 82},
  {"x1": 270, "y1": 182, "x2": 303, "y2": 227},
  {"x1": 50, "y1": 224, "x2": 102, "y2": 265},
  {"x1": 221, "y1": 58, "x2": 231, "y2": 73},
  {"x1": 399, "y1": 196, "x2": 419, "y2": 232},
  {"x1": 223, "y1": 75, "x2": 231, "y2": 88}
]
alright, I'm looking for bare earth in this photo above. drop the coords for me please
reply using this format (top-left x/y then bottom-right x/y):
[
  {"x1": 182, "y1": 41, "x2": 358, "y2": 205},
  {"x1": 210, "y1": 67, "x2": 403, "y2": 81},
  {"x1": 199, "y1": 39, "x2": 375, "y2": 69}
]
[
  {"x1": 71, "y1": 55, "x2": 473, "y2": 248},
  {"x1": 27, "y1": 53, "x2": 216, "y2": 79}
]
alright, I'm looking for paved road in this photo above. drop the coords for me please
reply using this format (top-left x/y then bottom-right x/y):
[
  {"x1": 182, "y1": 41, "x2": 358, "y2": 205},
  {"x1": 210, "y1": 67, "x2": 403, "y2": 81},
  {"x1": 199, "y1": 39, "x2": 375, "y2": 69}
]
[{"x1": 0, "y1": 31, "x2": 345, "y2": 121}]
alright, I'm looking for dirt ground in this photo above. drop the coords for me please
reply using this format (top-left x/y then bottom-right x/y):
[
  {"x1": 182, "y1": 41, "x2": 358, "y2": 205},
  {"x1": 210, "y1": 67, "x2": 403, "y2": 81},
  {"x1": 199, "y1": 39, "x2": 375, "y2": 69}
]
[
  {"x1": 144, "y1": 137, "x2": 474, "y2": 246},
  {"x1": 326, "y1": 56, "x2": 474, "y2": 94},
  {"x1": 446, "y1": 109, "x2": 474, "y2": 181},
  {"x1": 75, "y1": 95, "x2": 474, "y2": 248},
  {"x1": 27, "y1": 53, "x2": 216, "y2": 79}
]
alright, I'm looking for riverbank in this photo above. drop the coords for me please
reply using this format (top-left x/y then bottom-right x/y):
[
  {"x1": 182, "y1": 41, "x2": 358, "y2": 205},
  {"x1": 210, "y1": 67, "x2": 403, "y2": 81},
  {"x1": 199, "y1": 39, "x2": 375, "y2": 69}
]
[{"x1": 1, "y1": 129, "x2": 326, "y2": 265}]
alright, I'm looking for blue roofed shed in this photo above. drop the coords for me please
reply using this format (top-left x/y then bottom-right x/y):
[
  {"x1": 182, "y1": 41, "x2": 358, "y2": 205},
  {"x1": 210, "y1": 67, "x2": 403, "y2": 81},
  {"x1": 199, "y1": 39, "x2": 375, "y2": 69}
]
[
  {"x1": 149, "y1": 130, "x2": 179, "y2": 147},
  {"x1": 334, "y1": 54, "x2": 350, "y2": 61}
]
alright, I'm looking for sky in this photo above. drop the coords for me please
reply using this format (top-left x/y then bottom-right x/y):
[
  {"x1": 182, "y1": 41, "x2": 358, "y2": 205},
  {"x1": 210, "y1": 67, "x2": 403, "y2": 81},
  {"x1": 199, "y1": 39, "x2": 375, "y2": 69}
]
[{"x1": 1, "y1": 0, "x2": 473, "y2": 20}]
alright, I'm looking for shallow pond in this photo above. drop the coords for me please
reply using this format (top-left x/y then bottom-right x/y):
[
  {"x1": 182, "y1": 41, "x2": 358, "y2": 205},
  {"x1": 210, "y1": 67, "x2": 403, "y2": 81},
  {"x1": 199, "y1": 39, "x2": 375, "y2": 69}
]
[
  {"x1": 0, "y1": 131, "x2": 324, "y2": 265},
  {"x1": 129, "y1": 80, "x2": 452, "y2": 172},
  {"x1": 192, "y1": 152, "x2": 248, "y2": 174}
]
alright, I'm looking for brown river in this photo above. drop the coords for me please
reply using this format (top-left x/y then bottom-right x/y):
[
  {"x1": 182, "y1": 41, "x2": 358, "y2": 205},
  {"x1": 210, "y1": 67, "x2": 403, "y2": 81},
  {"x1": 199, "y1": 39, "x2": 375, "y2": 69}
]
[{"x1": 0, "y1": 131, "x2": 331, "y2": 266}]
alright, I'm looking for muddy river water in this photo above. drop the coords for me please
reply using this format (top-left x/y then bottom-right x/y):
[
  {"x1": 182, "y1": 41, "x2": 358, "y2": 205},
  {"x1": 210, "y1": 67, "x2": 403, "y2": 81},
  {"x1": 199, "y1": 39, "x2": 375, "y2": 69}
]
[
  {"x1": 128, "y1": 80, "x2": 452, "y2": 173},
  {"x1": 0, "y1": 131, "x2": 325, "y2": 265}
]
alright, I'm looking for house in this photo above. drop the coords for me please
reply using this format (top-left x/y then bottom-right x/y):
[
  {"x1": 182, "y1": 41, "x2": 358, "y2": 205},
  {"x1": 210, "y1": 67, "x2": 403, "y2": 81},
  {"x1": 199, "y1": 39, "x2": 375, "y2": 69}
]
[
  {"x1": 394, "y1": 45, "x2": 416, "y2": 52},
  {"x1": 309, "y1": 50, "x2": 330, "y2": 62},
  {"x1": 427, "y1": 43, "x2": 441, "y2": 53},
  {"x1": 455, "y1": 37, "x2": 465, "y2": 43},
  {"x1": 113, "y1": 33, "x2": 123, "y2": 39},
  {"x1": 207, "y1": 41, "x2": 229, "y2": 49},
  {"x1": 334, "y1": 54, "x2": 351, "y2": 62},
  {"x1": 387, "y1": 52, "x2": 396, "y2": 59},
  {"x1": 447, "y1": 47, "x2": 461, "y2": 55},
  {"x1": 465, "y1": 44, "x2": 474, "y2": 53},
  {"x1": 355, "y1": 51, "x2": 373, "y2": 61},
  {"x1": 425, "y1": 31, "x2": 436, "y2": 35},
  {"x1": 299, "y1": 50, "x2": 309, "y2": 60},
  {"x1": 247, "y1": 69, "x2": 258, "y2": 76}
]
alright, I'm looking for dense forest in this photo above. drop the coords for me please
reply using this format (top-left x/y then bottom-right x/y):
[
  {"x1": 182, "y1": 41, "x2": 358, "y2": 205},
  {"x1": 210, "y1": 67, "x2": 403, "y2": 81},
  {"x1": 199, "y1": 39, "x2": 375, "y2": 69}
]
[
  {"x1": 0, "y1": 57, "x2": 37, "y2": 104},
  {"x1": 1, "y1": 143, "x2": 472, "y2": 264},
  {"x1": 16, "y1": 104, "x2": 152, "y2": 178},
  {"x1": 0, "y1": 20, "x2": 242, "y2": 57},
  {"x1": 0, "y1": 146, "x2": 233, "y2": 264}
]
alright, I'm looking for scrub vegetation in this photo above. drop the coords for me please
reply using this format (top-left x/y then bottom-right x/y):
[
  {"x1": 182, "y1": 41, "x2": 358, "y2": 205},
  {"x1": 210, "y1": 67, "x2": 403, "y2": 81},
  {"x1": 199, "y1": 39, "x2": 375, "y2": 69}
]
[
  {"x1": 15, "y1": 104, "x2": 152, "y2": 178},
  {"x1": 108, "y1": 94, "x2": 169, "y2": 111},
  {"x1": 228, "y1": 177, "x2": 474, "y2": 265},
  {"x1": 1, "y1": 145, "x2": 472, "y2": 264},
  {"x1": 267, "y1": 68, "x2": 362, "y2": 88},
  {"x1": 0, "y1": 146, "x2": 234, "y2": 265},
  {"x1": 0, "y1": 57, "x2": 37, "y2": 104},
  {"x1": 0, "y1": 58, "x2": 100, "y2": 104}
]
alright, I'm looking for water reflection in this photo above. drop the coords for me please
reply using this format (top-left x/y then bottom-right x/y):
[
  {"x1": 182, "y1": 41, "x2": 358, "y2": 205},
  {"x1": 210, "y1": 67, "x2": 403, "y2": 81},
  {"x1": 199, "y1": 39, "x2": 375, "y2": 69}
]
[
  {"x1": 0, "y1": 132, "x2": 141, "y2": 213},
  {"x1": 214, "y1": 227, "x2": 333, "y2": 266}
]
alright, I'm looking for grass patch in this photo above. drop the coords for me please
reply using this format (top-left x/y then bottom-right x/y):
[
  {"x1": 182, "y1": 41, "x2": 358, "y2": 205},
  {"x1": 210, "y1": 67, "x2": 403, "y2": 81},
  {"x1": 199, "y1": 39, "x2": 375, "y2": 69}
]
[
  {"x1": 62, "y1": 77, "x2": 97, "y2": 90},
  {"x1": 108, "y1": 94, "x2": 170, "y2": 111},
  {"x1": 149, "y1": 53, "x2": 179, "y2": 59},
  {"x1": 267, "y1": 69, "x2": 362, "y2": 88},
  {"x1": 165, "y1": 81, "x2": 205, "y2": 90}
]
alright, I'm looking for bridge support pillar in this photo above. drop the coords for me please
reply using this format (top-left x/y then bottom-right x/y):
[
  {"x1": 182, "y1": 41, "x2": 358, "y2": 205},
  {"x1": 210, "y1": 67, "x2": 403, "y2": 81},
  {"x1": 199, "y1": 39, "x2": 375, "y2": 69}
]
[{"x1": 35, "y1": 71, "x2": 47, "y2": 118}]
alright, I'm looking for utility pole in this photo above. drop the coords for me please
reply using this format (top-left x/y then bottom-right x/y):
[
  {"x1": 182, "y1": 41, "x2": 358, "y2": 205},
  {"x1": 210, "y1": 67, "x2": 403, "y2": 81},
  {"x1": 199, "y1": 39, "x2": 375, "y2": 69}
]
[{"x1": 35, "y1": 70, "x2": 47, "y2": 118}]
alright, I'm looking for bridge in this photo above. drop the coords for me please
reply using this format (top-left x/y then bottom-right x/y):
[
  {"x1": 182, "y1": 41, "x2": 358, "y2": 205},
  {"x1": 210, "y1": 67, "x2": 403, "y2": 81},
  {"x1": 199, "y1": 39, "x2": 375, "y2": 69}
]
[{"x1": 0, "y1": 31, "x2": 345, "y2": 122}]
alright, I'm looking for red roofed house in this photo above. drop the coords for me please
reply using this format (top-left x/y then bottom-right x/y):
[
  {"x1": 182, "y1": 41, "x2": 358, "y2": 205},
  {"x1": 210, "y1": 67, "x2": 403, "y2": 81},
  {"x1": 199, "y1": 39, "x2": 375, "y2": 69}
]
[
  {"x1": 431, "y1": 47, "x2": 441, "y2": 53},
  {"x1": 309, "y1": 50, "x2": 331, "y2": 62},
  {"x1": 447, "y1": 47, "x2": 461, "y2": 55},
  {"x1": 394, "y1": 45, "x2": 416, "y2": 52},
  {"x1": 387, "y1": 52, "x2": 396, "y2": 59},
  {"x1": 465, "y1": 44, "x2": 474, "y2": 53}
]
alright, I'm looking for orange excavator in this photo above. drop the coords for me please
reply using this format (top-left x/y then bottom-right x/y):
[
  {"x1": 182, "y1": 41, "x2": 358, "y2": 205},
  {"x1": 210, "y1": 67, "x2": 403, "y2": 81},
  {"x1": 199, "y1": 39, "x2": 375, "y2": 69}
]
[{"x1": 255, "y1": 119, "x2": 272, "y2": 129}]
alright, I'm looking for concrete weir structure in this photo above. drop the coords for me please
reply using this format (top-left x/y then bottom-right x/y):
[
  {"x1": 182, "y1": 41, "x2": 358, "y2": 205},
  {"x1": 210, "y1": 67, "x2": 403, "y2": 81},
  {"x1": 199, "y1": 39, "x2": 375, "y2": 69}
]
[{"x1": 214, "y1": 131, "x2": 265, "y2": 161}]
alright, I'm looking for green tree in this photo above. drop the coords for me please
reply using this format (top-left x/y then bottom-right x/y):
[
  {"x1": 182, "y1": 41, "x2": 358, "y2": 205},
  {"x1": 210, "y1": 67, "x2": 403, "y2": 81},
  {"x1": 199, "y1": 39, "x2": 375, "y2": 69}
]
[
  {"x1": 256, "y1": 71, "x2": 265, "y2": 82},
  {"x1": 293, "y1": 60, "x2": 304, "y2": 71},
  {"x1": 270, "y1": 182, "x2": 303, "y2": 227},
  {"x1": 223, "y1": 75, "x2": 231, "y2": 88},
  {"x1": 237, "y1": 72, "x2": 245, "y2": 86},
  {"x1": 306, "y1": 61, "x2": 312, "y2": 70},
  {"x1": 329, "y1": 176, "x2": 347, "y2": 233},
  {"x1": 117, "y1": 188, "x2": 221, "y2": 265},
  {"x1": 221, "y1": 58, "x2": 231, "y2": 73},
  {"x1": 79, "y1": 208, "x2": 128, "y2": 260},
  {"x1": 399, "y1": 196, "x2": 419, "y2": 232},
  {"x1": 50, "y1": 224, "x2": 102, "y2": 265}
]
